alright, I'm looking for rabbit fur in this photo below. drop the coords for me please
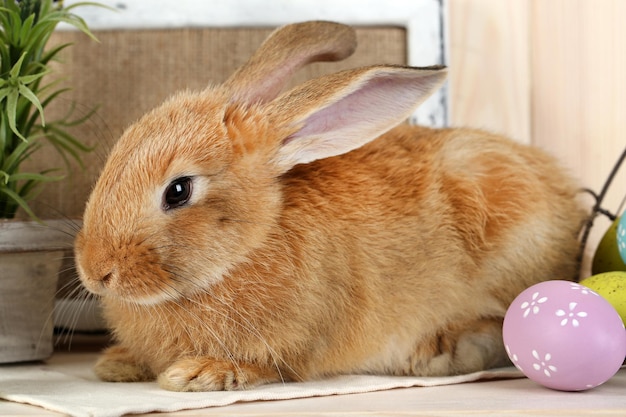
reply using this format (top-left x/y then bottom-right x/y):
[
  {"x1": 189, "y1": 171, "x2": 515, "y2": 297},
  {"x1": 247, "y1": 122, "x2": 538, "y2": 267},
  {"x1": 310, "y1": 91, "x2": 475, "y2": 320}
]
[{"x1": 74, "y1": 21, "x2": 586, "y2": 391}]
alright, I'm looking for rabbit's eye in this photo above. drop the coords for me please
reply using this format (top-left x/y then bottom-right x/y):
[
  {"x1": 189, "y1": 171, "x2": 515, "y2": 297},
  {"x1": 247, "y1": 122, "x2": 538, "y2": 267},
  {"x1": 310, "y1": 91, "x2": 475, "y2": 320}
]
[{"x1": 163, "y1": 177, "x2": 193, "y2": 210}]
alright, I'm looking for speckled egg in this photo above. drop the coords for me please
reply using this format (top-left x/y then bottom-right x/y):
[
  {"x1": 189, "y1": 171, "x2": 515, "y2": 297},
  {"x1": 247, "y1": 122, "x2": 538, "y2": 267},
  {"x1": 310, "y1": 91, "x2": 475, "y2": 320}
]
[
  {"x1": 503, "y1": 280, "x2": 626, "y2": 391},
  {"x1": 581, "y1": 271, "x2": 626, "y2": 326}
]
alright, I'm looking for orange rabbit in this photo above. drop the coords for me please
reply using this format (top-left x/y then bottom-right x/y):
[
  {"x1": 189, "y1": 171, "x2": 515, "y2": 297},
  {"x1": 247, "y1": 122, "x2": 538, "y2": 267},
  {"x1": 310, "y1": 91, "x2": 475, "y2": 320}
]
[{"x1": 75, "y1": 21, "x2": 586, "y2": 391}]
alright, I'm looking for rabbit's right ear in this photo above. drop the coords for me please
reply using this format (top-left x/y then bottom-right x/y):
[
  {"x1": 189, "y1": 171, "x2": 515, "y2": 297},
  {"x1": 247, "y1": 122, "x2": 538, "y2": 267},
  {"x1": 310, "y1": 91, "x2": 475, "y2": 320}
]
[
  {"x1": 224, "y1": 21, "x2": 357, "y2": 105},
  {"x1": 266, "y1": 65, "x2": 447, "y2": 172}
]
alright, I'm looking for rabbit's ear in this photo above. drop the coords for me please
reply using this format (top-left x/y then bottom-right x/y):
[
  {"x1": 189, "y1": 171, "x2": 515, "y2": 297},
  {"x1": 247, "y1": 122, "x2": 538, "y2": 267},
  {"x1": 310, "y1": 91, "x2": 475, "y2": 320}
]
[
  {"x1": 267, "y1": 65, "x2": 447, "y2": 172},
  {"x1": 224, "y1": 21, "x2": 357, "y2": 105}
]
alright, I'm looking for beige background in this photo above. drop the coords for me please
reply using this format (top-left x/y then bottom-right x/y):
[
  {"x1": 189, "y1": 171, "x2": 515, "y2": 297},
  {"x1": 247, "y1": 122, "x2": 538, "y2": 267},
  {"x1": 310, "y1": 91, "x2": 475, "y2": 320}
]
[{"x1": 449, "y1": 0, "x2": 626, "y2": 268}]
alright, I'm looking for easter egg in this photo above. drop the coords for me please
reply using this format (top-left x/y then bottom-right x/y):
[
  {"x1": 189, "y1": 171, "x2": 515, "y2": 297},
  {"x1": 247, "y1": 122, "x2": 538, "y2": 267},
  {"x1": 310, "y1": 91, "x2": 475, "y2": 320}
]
[
  {"x1": 503, "y1": 280, "x2": 626, "y2": 391},
  {"x1": 581, "y1": 271, "x2": 626, "y2": 325},
  {"x1": 592, "y1": 216, "x2": 626, "y2": 274},
  {"x1": 618, "y1": 215, "x2": 626, "y2": 264}
]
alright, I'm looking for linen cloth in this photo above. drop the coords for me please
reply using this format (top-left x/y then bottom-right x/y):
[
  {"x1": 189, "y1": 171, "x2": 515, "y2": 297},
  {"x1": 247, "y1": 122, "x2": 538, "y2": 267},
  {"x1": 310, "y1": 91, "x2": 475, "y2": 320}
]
[{"x1": 0, "y1": 353, "x2": 522, "y2": 417}]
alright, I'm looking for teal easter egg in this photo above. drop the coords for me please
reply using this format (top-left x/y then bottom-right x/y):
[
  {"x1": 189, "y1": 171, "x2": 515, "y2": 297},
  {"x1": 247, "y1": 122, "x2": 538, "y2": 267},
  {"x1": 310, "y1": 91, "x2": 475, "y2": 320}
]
[{"x1": 618, "y1": 215, "x2": 626, "y2": 264}]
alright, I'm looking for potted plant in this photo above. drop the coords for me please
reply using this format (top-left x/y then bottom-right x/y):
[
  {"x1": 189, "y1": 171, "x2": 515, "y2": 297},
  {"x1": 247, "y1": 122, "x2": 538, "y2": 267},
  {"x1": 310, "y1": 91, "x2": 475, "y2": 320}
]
[{"x1": 0, "y1": 0, "x2": 101, "y2": 363}]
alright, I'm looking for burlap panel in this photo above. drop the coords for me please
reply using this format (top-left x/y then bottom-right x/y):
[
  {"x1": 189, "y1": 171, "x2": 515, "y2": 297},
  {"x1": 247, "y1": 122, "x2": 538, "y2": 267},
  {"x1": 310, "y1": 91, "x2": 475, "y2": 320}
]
[{"x1": 21, "y1": 27, "x2": 406, "y2": 220}]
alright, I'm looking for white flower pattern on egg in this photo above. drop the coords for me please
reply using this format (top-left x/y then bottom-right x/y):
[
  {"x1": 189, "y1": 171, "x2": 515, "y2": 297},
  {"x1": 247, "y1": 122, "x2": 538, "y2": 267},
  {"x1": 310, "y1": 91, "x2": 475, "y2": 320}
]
[
  {"x1": 570, "y1": 282, "x2": 599, "y2": 296},
  {"x1": 556, "y1": 302, "x2": 588, "y2": 327},
  {"x1": 520, "y1": 291, "x2": 548, "y2": 318},
  {"x1": 505, "y1": 345, "x2": 523, "y2": 372},
  {"x1": 532, "y1": 350, "x2": 557, "y2": 377}
]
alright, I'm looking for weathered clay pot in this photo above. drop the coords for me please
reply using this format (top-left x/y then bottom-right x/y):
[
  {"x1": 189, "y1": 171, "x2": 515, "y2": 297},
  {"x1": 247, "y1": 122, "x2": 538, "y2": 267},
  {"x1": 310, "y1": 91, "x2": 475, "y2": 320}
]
[{"x1": 0, "y1": 220, "x2": 72, "y2": 363}]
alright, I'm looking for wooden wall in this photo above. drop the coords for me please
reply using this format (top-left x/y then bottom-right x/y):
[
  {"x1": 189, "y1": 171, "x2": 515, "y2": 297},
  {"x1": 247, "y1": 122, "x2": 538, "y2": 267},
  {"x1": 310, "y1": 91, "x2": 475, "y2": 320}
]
[{"x1": 449, "y1": 0, "x2": 626, "y2": 269}]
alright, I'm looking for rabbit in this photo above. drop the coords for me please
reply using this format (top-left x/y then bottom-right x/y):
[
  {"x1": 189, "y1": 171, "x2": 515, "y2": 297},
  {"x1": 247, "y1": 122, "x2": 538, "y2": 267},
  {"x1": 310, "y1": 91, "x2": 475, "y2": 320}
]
[{"x1": 74, "y1": 21, "x2": 587, "y2": 392}]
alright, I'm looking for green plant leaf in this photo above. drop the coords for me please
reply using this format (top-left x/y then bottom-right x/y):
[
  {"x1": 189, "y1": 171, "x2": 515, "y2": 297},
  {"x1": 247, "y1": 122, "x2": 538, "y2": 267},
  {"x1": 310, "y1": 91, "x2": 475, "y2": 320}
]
[
  {"x1": 18, "y1": 67, "x2": 50, "y2": 85},
  {"x1": 17, "y1": 169, "x2": 59, "y2": 200},
  {"x1": 0, "y1": 44, "x2": 9, "y2": 75},
  {"x1": 18, "y1": 12, "x2": 35, "y2": 47},
  {"x1": 0, "y1": 86, "x2": 10, "y2": 101},
  {"x1": 8, "y1": 171, "x2": 64, "y2": 183},
  {"x1": 37, "y1": 9, "x2": 99, "y2": 43},
  {"x1": 59, "y1": 15, "x2": 98, "y2": 41},
  {"x1": 5, "y1": 88, "x2": 27, "y2": 141},
  {"x1": 65, "y1": 1, "x2": 116, "y2": 12},
  {"x1": 0, "y1": 0, "x2": 108, "y2": 220},
  {"x1": 39, "y1": 42, "x2": 71, "y2": 66},
  {"x1": 22, "y1": 20, "x2": 57, "y2": 54},
  {"x1": 60, "y1": 103, "x2": 100, "y2": 128},
  {"x1": 0, "y1": 184, "x2": 40, "y2": 222},
  {"x1": 0, "y1": 7, "x2": 18, "y2": 29},
  {"x1": 43, "y1": 123, "x2": 93, "y2": 169},
  {"x1": 39, "y1": 85, "x2": 71, "y2": 109},
  {"x1": 24, "y1": 84, "x2": 69, "y2": 133},
  {"x1": 63, "y1": 1, "x2": 117, "y2": 34},
  {"x1": 9, "y1": 52, "x2": 27, "y2": 78},
  {"x1": 17, "y1": 82, "x2": 45, "y2": 125},
  {"x1": 0, "y1": 6, "x2": 22, "y2": 45},
  {"x1": 3, "y1": 139, "x2": 38, "y2": 173},
  {"x1": 1, "y1": 53, "x2": 49, "y2": 139}
]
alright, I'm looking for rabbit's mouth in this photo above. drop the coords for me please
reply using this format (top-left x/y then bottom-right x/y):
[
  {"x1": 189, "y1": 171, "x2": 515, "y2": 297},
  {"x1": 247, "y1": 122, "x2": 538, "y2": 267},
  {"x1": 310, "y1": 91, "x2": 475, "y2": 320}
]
[
  {"x1": 76, "y1": 259, "x2": 230, "y2": 306},
  {"x1": 78, "y1": 262, "x2": 231, "y2": 307},
  {"x1": 75, "y1": 262, "x2": 177, "y2": 305},
  {"x1": 74, "y1": 233, "x2": 176, "y2": 304}
]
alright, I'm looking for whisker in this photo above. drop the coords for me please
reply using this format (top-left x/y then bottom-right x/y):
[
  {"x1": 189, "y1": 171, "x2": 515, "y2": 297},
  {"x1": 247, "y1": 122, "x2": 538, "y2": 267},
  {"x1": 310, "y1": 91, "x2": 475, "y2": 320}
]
[
  {"x1": 151, "y1": 281, "x2": 245, "y2": 379},
  {"x1": 54, "y1": 282, "x2": 100, "y2": 347},
  {"x1": 202, "y1": 293, "x2": 293, "y2": 385},
  {"x1": 162, "y1": 265, "x2": 298, "y2": 384}
]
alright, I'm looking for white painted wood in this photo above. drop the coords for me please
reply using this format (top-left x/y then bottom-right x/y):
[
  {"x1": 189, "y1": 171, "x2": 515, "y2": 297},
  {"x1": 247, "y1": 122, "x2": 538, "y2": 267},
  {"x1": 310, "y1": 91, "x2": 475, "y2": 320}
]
[{"x1": 63, "y1": 0, "x2": 448, "y2": 126}]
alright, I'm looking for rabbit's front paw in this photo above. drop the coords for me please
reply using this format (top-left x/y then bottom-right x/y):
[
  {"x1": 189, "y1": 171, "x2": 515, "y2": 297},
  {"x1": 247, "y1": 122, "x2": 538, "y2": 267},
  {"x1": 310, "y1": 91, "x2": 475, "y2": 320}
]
[
  {"x1": 158, "y1": 358, "x2": 281, "y2": 391},
  {"x1": 94, "y1": 345, "x2": 154, "y2": 382}
]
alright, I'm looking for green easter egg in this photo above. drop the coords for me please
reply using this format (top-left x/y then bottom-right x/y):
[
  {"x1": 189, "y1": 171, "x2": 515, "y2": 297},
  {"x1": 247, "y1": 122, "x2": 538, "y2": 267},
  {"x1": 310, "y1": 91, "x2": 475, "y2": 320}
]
[
  {"x1": 580, "y1": 271, "x2": 626, "y2": 325},
  {"x1": 592, "y1": 216, "x2": 626, "y2": 275}
]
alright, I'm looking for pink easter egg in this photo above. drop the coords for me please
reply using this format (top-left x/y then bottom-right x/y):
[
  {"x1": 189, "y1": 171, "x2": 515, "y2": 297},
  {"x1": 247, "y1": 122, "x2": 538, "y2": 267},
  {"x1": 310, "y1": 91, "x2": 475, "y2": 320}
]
[{"x1": 503, "y1": 280, "x2": 626, "y2": 391}]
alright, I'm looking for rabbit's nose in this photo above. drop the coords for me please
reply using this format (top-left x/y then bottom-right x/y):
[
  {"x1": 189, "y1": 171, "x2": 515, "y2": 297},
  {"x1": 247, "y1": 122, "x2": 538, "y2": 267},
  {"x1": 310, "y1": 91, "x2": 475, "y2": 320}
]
[
  {"x1": 100, "y1": 271, "x2": 115, "y2": 288},
  {"x1": 94, "y1": 269, "x2": 122, "y2": 294},
  {"x1": 101, "y1": 272, "x2": 112, "y2": 285},
  {"x1": 74, "y1": 235, "x2": 118, "y2": 294},
  {"x1": 80, "y1": 264, "x2": 118, "y2": 294}
]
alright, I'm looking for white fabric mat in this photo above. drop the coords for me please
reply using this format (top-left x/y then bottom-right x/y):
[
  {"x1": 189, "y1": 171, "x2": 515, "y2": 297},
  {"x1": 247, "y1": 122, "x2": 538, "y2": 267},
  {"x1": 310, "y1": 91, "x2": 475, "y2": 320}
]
[{"x1": 0, "y1": 353, "x2": 523, "y2": 417}]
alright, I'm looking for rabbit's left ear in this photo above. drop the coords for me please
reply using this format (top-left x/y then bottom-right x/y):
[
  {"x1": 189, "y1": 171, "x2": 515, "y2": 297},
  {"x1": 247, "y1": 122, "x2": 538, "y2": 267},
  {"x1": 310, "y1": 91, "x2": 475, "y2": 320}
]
[
  {"x1": 224, "y1": 21, "x2": 357, "y2": 105},
  {"x1": 266, "y1": 65, "x2": 447, "y2": 172}
]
